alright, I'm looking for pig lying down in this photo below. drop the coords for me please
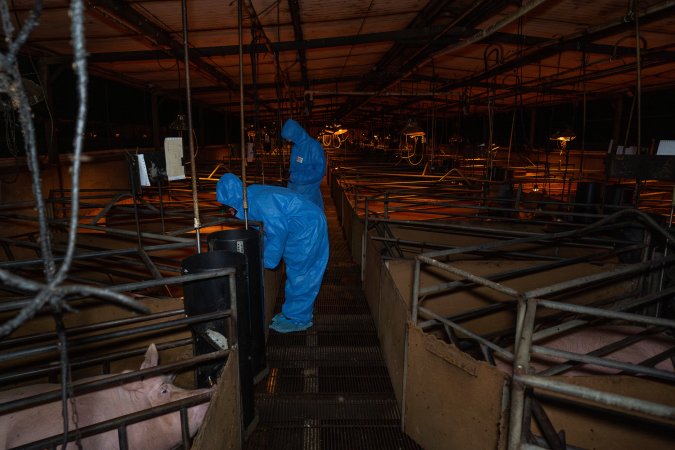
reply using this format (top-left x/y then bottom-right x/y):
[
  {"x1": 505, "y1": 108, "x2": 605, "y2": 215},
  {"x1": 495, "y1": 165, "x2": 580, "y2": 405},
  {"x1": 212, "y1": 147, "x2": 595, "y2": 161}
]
[
  {"x1": 0, "y1": 344, "x2": 210, "y2": 450},
  {"x1": 494, "y1": 326, "x2": 675, "y2": 376}
]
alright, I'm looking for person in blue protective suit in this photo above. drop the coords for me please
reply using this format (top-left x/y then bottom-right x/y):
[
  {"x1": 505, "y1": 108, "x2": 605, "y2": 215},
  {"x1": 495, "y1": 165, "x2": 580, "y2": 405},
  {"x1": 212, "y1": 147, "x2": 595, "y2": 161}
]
[
  {"x1": 281, "y1": 118, "x2": 326, "y2": 209},
  {"x1": 216, "y1": 173, "x2": 329, "y2": 333}
]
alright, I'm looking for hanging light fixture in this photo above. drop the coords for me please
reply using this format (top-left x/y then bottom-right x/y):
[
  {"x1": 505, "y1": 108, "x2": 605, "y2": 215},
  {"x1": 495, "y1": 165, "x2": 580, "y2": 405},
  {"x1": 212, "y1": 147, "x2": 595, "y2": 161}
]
[
  {"x1": 549, "y1": 127, "x2": 576, "y2": 151},
  {"x1": 402, "y1": 119, "x2": 425, "y2": 137},
  {"x1": 324, "y1": 120, "x2": 348, "y2": 136}
]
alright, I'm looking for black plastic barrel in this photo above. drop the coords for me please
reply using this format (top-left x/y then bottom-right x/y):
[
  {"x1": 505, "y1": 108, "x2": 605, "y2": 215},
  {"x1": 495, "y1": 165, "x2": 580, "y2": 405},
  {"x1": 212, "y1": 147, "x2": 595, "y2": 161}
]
[
  {"x1": 573, "y1": 181, "x2": 603, "y2": 223},
  {"x1": 181, "y1": 250, "x2": 255, "y2": 428},
  {"x1": 490, "y1": 166, "x2": 513, "y2": 182},
  {"x1": 604, "y1": 184, "x2": 634, "y2": 212},
  {"x1": 208, "y1": 228, "x2": 267, "y2": 382}
]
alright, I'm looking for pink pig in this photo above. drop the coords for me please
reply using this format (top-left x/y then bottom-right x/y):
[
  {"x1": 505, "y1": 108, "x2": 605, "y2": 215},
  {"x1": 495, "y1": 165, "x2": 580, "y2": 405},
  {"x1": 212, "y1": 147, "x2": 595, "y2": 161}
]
[
  {"x1": 0, "y1": 344, "x2": 211, "y2": 450},
  {"x1": 494, "y1": 326, "x2": 675, "y2": 376}
]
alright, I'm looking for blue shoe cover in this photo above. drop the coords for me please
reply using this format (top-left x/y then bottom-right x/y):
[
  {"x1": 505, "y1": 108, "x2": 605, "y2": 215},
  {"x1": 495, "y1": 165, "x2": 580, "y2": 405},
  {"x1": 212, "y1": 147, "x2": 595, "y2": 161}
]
[
  {"x1": 271, "y1": 313, "x2": 285, "y2": 323},
  {"x1": 269, "y1": 315, "x2": 312, "y2": 333}
]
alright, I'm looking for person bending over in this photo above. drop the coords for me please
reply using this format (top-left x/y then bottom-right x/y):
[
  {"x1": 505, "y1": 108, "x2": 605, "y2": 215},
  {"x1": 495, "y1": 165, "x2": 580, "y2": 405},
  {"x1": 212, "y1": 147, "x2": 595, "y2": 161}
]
[{"x1": 216, "y1": 173, "x2": 329, "y2": 333}]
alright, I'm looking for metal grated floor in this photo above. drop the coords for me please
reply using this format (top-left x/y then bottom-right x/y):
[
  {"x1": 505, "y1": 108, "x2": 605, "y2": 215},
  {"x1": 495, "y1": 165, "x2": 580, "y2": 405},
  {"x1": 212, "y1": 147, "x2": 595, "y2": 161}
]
[{"x1": 244, "y1": 185, "x2": 421, "y2": 450}]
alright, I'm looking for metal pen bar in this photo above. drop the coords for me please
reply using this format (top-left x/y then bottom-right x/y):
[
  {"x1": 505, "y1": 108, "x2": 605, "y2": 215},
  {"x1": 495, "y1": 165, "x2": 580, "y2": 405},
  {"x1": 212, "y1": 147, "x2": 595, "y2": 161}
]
[
  {"x1": 508, "y1": 298, "x2": 538, "y2": 450},
  {"x1": 514, "y1": 374, "x2": 675, "y2": 420},
  {"x1": 417, "y1": 246, "x2": 636, "y2": 297},
  {"x1": 0, "y1": 268, "x2": 236, "y2": 312},
  {"x1": 0, "y1": 338, "x2": 194, "y2": 386},
  {"x1": 0, "y1": 309, "x2": 185, "y2": 349},
  {"x1": 531, "y1": 285, "x2": 675, "y2": 342},
  {"x1": 531, "y1": 345, "x2": 675, "y2": 382},
  {"x1": 524, "y1": 255, "x2": 675, "y2": 299},
  {"x1": 0, "y1": 311, "x2": 229, "y2": 364},
  {"x1": 64, "y1": 223, "x2": 193, "y2": 243},
  {"x1": 418, "y1": 254, "x2": 521, "y2": 298},
  {"x1": 418, "y1": 306, "x2": 514, "y2": 359},
  {"x1": 536, "y1": 299, "x2": 675, "y2": 329},
  {"x1": 16, "y1": 392, "x2": 213, "y2": 450},
  {"x1": 0, "y1": 351, "x2": 227, "y2": 415}
]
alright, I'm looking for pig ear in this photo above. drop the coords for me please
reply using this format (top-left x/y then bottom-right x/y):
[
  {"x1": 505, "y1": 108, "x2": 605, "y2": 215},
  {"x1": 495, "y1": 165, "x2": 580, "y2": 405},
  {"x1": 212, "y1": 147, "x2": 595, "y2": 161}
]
[
  {"x1": 120, "y1": 370, "x2": 144, "y2": 391},
  {"x1": 123, "y1": 380, "x2": 144, "y2": 391},
  {"x1": 140, "y1": 344, "x2": 159, "y2": 370}
]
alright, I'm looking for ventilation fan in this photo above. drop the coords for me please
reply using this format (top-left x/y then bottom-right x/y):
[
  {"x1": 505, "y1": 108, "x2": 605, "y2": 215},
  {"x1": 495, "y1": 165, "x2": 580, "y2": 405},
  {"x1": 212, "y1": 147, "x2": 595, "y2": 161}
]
[
  {"x1": 22, "y1": 78, "x2": 44, "y2": 106},
  {"x1": 1, "y1": 77, "x2": 45, "y2": 111}
]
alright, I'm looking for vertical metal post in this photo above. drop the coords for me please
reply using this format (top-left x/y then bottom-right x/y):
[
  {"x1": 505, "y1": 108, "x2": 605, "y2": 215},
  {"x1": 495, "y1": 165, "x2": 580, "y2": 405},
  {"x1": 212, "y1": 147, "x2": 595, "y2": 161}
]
[
  {"x1": 634, "y1": 0, "x2": 642, "y2": 154},
  {"x1": 361, "y1": 197, "x2": 369, "y2": 282},
  {"x1": 411, "y1": 259, "x2": 421, "y2": 325},
  {"x1": 181, "y1": 0, "x2": 201, "y2": 253},
  {"x1": 227, "y1": 271, "x2": 244, "y2": 449},
  {"x1": 508, "y1": 297, "x2": 538, "y2": 450},
  {"x1": 180, "y1": 407, "x2": 190, "y2": 449},
  {"x1": 151, "y1": 91, "x2": 160, "y2": 151},
  {"x1": 656, "y1": 185, "x2": 675, "y2": 316},
  {"x1": 238, "y1": 0, "x2": 249, "y2": 229}
]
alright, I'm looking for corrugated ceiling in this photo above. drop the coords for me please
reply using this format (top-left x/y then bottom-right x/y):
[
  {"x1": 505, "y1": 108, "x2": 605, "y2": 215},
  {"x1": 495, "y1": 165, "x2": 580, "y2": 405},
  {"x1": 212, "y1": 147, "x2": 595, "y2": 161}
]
[{"x1": 9, "y1": 0, "x2": 675, "y2": 129}]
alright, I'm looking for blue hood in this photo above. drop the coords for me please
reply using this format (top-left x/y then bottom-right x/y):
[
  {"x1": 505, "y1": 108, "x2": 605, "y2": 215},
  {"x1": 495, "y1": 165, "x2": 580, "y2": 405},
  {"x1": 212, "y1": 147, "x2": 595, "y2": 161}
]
[
  {"x1": 216, "y1": 173, "x2": 244, "y2": 219},
  {"x1": 281, "y1": 118, "x2": 311, "y2": 144}
]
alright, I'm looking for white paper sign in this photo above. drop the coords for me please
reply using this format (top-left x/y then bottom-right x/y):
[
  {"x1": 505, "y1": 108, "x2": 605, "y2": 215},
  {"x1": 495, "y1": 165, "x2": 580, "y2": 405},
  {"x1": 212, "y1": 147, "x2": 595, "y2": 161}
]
[{"x1": 164, "y1": 137, "x2": 186, "y2": 181}]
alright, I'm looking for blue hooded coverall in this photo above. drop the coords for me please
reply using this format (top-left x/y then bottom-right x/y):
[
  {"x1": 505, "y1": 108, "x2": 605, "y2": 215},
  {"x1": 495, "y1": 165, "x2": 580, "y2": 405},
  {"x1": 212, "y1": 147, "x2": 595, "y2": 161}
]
[
  {"x1": 216, "y1": 173, "x2": 329, "y2": 325},
  {"x1": 281, "y1": 119, "x2": 326, "y2": 209}
]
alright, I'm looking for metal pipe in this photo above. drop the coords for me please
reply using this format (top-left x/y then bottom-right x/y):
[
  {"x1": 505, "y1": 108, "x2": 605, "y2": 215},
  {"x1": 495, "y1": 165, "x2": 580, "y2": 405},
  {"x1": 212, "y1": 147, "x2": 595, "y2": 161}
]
[
  {"x1": 508, "y1": 298, "x2": 538, "y2": 450},
  {"x1": 304, "y1": 90, "x2": 438, "y2": 96},
  {"x1": 19, "y1": 392, "x2": 213, "y2": 450},
  {"x1": 523, "y1": 255, "x2": 675, "y2": 300},
  {"x1": 657, "y1": 184, "x2": 675, "y2": 316},
  {"x1": 0, "y1": 338, "x2": 194, "y2": 385},
  {"x1": 531, "y1": 345, "x2": 675, "y2": 382},
  {"x1": 411, "y1": 260, "x2": 421, "y2": 325},
  {"x1": 635, "y1": 0, "x2": 642, "y2": 155},
  {"x1": 0, "y1": 311, "x2": 230, "y2": 364},
  {"x1": 180, "y1": 406, "x2": 190, "y2": 449},
  {"x1": 0, "y1": 351, "x2": 226, "y2": 414},
  {"x1": 417, "y1": 255, "x2": 520, "y2": 298},
  {"x1": 531, "y1": 285, "x2": 675, "y2": 342},
  {"x1": 536, "y1": 299, "x2": 675, "y2": 329},
  {"x1": 0, "y1": 242, "x2": 195, "y2": 270},
  {"x1": 417, "y1": 244, "x2": 640, "y2": 297},
  {"x1": 361, "y1": 197, "x2": 369, "y2": 282},
  {"x1": 180, "y1": 0, "x2": 202, "y2": 252},
  {"x1": 0, "y1": 309, "x2": 184, "y2": 349},
  {"x1": 238, "y1": 0, "x2": 249, "y2": 228},
  {"x1": 418, "y1": 306, "x2": 514, "y2": 360},
  {"x1": 514, "y1": 374, "x2": 675, "y2": 420},
  {"x1": 0, "y1": 268, "x2": 236, "y2": 312},
  {"x1": 67, "y1": 223, "x2": 193, "y2": 243}
]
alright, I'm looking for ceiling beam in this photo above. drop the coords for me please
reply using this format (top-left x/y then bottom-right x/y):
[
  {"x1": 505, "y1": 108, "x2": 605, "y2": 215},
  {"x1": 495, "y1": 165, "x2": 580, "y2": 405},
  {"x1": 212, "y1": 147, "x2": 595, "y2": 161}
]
[
  {"x1": 88, "y1": 0, "x2": 239, "y2": 91},
  {"x1": 41, "y1": 25, "x2": 471, "y2": 64},
  {"x1": 363, "y1": 0, "x2": 675, "y2": 120},
  {"x1": 435, "y1": 0, "x2": 675, "y2": 94},
  {"x1": 43, "y1": 22, "x2": 632, "y2": 66},
  {"x1": 287, "y1": 0, "x2": 309, "y2": 91},
  {"x1": 334, "y1": 0, "x2": 517, "y2": 122}
]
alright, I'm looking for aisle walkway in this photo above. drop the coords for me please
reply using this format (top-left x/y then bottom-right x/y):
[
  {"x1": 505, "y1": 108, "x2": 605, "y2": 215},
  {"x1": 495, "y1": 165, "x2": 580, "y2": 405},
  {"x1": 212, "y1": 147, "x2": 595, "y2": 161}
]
[{"x1": 244, "y1": 184, "x2": 421, "y2": 449}]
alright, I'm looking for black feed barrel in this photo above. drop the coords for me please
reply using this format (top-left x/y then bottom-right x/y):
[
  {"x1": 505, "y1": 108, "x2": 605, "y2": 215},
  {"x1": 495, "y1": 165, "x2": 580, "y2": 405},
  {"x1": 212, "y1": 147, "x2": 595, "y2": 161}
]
[
  {"x1": 574, "y1": 181, "x2": 603, "y2": 223},
  {"x1": 604, "y1": 184, "x2": 634, "y2": 211},
  {"x1": 208, "y1": 228, "x2": 267, "y2": 381},
  {"x1": 181, "y1": 250, "x2": 255, "y2": 428}
]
